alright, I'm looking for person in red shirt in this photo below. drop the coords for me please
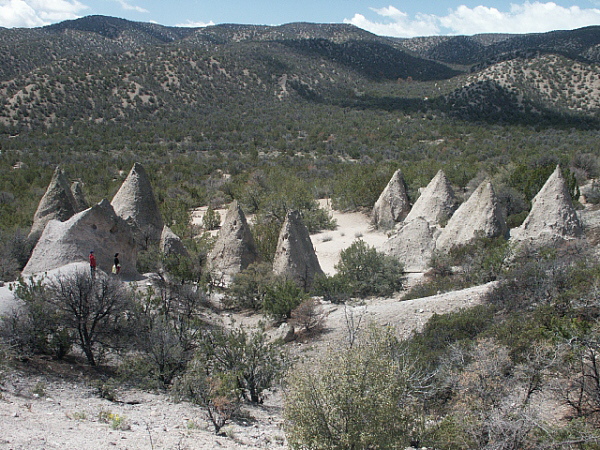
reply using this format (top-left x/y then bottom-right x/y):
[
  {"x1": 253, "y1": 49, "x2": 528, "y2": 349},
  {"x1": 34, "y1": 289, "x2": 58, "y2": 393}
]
[{"x1": 89, "y1": 251, "x2": 97, "y2": 278}]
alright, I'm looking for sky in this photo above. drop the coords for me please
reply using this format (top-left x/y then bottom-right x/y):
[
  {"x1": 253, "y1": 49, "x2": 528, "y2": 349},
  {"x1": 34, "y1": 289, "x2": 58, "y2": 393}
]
[{"x1": 1, "y1": 0, "x2": 600, "y2": 37}]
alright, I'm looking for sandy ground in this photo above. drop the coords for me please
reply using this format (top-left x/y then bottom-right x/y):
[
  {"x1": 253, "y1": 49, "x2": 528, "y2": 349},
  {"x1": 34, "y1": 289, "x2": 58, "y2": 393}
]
[
  {"x1": 0, "y1": 372, "x2": 286, "y2": 450},
  {"x1": 0, "y1": 204, "x2": 495, "y2": 449},
  {"x1": 311, "y1": 199, "x2": 388, "y2": 275}
]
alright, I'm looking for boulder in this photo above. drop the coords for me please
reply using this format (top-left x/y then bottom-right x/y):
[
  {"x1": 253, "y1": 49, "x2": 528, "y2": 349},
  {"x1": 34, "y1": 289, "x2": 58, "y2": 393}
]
[
  {"x1": 384, "y1": 217, "x2": 439, "y2": 273},
  {"x1": 207, "y1": 201, "x2": 258, "y2": 284},
  {"x1": 160, "y1": 225, "x2": 189, "y2": 258},
  {"x1": 372, "y1": 169, "x2": 411, "y2": 229},
  {"x1": 111, "y1": 162, "x2": 164, "y2": 247},
  {"x1": 403, "y1": 170, "x2": 457, "y2": 226},
  {"x1": 273, "y1": 210, "x2": 323, "y2": 290},
  {"x1": 23, "y1": 199, "x2": 138, "y2": 278},
  {"x1": 28, "y1": 166, "x2": 79, "y2": 246},
  {"x1": 511, "y1": 166, "x2": 582, "y2": 245},
  {"x1": 272, "y1": 323, "x2": 296, "y2": 343},
  {"x1": 436, "y1": 180, "x2": 507, "y2": 252}
]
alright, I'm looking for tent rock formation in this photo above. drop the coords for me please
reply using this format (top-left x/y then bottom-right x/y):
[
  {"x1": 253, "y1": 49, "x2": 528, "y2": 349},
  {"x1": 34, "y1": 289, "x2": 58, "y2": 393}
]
[
  {"x1": 111, "y1": 162, "x2": 164, "y2": 247},
  {"x1": 436, "y1": 179, "x2": 507, "y2": 252},
  {"x1": 384, "y1": 217, "x2": 439, "y2": 273},
  {"x1": 403, "y1": 170, "x2": 457, "y2": 226},
  {"x1": 372, "y1": 169, "x2": 411, "y2": 229},
  {"x1": 511, "y1": 166, "x2": 582, "y2": 245},
  {"x1": 207, "y1": 201, "x2": 258, "y2": 284},
  {"x1": 23, "y1": 199, "x2": 138, "y2": 278},
  {"x1": 28, "y1": 166, "x2": 81, "y2": 246},
  {"x1": 273, "y1": 210, "x2": 323, "y2": 290},
  {"x1": 160, "y1": 225, "x2": 189, "y2": 258}
]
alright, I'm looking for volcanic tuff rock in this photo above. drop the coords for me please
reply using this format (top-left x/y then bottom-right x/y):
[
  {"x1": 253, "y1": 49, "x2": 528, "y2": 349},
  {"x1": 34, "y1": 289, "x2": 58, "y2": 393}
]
[
  {"x1": 436, "y1": 179, "x2": 507, "y2": 252},
  {"x1": 28, "y1": 166, "x2": 79, "y2": 246},
  {"x1": 207, "y1": 201, "x2": 258, "y2": 284},
  {"x1": 273, "y1": 210, "x2": 323, "y2": 290},
  {"x1": 111, "y1": 162, "x2": 164, "y2": 246},
  {"x1": 403, "y1": 170, "x2": 457, "y2": 226},
  {"x1": 160, "y1": 225, "x2": 189, "y2": 258},
  {"x1": 384, "y1": 217, "x2": 439, "y2": 273},
  {"x1": 70, "y1": 181, "x2": 88, "y2": 212},
  {"x1": 511, "y1": 166, "x2": 582, "y2": 245},
  {"x1": 372, "y1": 169, "x2": 411, "y2": 229},
  {"x1": 23, "y1": 199, "x2": 138, "y2": 278}
]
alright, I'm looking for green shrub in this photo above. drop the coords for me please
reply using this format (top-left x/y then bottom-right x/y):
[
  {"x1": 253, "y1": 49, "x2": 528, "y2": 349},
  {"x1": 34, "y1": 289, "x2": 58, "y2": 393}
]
[
  {"x1": 196, "y1": 323, "x2": 287, "y2": 404},
  {"x1": 5, "y1": 276, "x2": 66, "y2": 358},
  {"x1": 334, "y1": 239, "x2": 404, "y2": 298},
  {"x1": 403, "y1": 236, "x2": 509, "y2": 301},
  {"x1": 223, "y1": 262, "x2": 274, "y2": 310},
  {"x1": 262, "y1": 279, "x2": 309, "y2": 322},
  {"x1": 136, "y1": 244, "x2": 162, "y2": 274},
  {"x1": 284, "y1": 325, "x2": 427, "y2": 449},
  {"x1": 173, "y1": 358, "x2": 240, "y2": 434},
  {"x1": 251, "y1": 218, "x2": 281, "y2": 263},
  {"x1": 410, "y1": 305, "x2": 496, "y2": 368},
  {"x1": 202, "y1": 206, "x2": 221, "y2": 230},
  {"x1": 331, "y1": 164, "x2": 397, "y2": 211},
  {"x1": 312, "y1": 273, "x2": 350, "y2": 303}
]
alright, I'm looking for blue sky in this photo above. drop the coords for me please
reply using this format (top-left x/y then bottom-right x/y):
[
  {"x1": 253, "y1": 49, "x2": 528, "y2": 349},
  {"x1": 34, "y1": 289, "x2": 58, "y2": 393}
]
[{"x1": 1, "y1": 0, "x2": 600, "y2": 37}]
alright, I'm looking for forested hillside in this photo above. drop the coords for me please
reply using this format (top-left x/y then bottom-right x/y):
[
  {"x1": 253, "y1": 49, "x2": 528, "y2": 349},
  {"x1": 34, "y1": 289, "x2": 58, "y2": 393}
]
[{"x1": 1, "y1": 16, "x2": 600, "y2": 269}]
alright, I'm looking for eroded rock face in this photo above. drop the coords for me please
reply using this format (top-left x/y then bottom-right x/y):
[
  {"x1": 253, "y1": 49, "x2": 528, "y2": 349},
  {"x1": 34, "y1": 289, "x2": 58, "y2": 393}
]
[
  {"x1": 384, "y1": 217, "x2": 438, "y2": 273},
  {"x1": 23, "y1": 199, "x2": 138, "y2": 278},
  {"x1": 511, "y1": 165, "x2": 582, "y2": 245},
  {"x1": 111, "y1": 162, "x2": 164, "y2": 247},
  {"x1": 160, "y1": 225, "x2": 189, "y2": 258},
  {"x1": 207, "y1": 201, "x2": 258, "y2": 284},
  {"x1": 372, "y1": 169, "x2": 411, "y2": 229},
  {"x1": 404, "y1": 170, "x2": 457, "y2": 226},
  {"x1": 28, "y1": 167, "x2": 79, "y2": 246},
  {"x1": 436, "y1": 180, "x2": 507, "y2": 252},
  {"x1": 70, "y1": 181, "x2": 88, "y2": 212},
  {"x1": 273, "y1": 210, "x2": 323, "y2": 290}
]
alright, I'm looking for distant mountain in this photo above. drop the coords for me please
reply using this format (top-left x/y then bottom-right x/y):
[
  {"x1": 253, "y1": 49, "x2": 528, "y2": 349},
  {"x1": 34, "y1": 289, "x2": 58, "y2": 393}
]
[
  {"x1": 446, "y1": 53, "x2": 600, "y2": 122},
  {"x1": 44, "y1": 15, "x2": 196, "y2": 42},
  {"x1": 395, "y1": 26, "x2": 600, "y2": 66},
  {"x1": 1, "y1": 16, "x2": 599, "y2": 130}
]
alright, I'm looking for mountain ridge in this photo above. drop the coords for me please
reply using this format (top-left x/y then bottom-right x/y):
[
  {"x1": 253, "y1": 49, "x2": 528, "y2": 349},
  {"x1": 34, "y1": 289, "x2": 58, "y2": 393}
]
[{"x1": 1, "y1": 15, "x2": 599, "y2": 133}]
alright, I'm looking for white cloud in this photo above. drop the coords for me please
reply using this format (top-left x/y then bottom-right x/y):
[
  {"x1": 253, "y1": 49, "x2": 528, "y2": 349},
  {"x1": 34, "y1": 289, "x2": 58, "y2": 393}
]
[
  {"x1": 346, "y1": 6, "x2": 440, "y2": 37},
  {"x1": 176, "y1": 20, "x2": 215, "y2": 28},
  {"x1": 345, "y1": 2, "x2": 600, "y2": 37},
  {"x1": 114, "y1": 0, "x2": 147, "y2": 14},
  {"x1": 0, "y1": 0, "x2": 87, "y2": 27}
]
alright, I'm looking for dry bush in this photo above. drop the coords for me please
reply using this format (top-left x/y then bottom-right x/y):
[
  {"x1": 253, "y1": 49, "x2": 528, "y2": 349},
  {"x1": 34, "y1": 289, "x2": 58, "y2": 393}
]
[{"x1": 290, "y1": 298, "x2": 325, "y2": 335}]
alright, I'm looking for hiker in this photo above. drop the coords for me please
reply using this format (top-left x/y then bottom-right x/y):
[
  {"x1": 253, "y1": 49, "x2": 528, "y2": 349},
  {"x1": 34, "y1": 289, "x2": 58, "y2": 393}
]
[
  {"x1": 113, "y1": 253, "x2": 121, "y2": 275},
  {"x1": 89, "y1": 251, "x2": 97, "y2": 277}
]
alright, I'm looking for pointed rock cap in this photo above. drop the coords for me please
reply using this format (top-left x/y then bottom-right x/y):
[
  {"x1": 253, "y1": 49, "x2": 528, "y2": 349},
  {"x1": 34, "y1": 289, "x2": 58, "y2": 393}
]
[
  {"x1": 372, "y1": 169, "x2": 411, "y2": 229},
  {"x1": 511, "y1": 166, "x2": 582, "y2": 245},
  {"x1": 23, "y1": 199, "x2": 138, "y2": 278},
  {"x1": 28, "y1": 166, "x2": 79, "y2": 246},
  {"x1": 111, "y1": 162, "x2": 164, "y2": 245},
  {"x1": 160, "y1": 225, "x2": 189, "y2": 258},
  {"x1": 404, "y1": 170, "x2": 457, "y2": 226},
  {"x1": 273, "y1": 210, "x2": 323, "y2": 290},
  {"x1": 436, "y1": 179, "x2": 507, "y2": 252},
  {"x1": 384, "y1": 217, "x2": 439, "y2": 273},
  {"x1": 207, "y1": 201, "x2": 258, "y2": 284},
  {"x1": 70, "y1": 181, "x2": 88, "y2": 212}
]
